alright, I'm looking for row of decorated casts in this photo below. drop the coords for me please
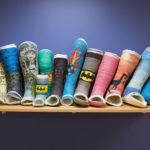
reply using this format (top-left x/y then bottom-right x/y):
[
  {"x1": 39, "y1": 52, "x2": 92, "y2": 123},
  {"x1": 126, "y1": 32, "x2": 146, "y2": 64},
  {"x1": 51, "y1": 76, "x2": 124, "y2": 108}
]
[{"x1": 0, "y1": 38, "x2": 150, "y2": 108}]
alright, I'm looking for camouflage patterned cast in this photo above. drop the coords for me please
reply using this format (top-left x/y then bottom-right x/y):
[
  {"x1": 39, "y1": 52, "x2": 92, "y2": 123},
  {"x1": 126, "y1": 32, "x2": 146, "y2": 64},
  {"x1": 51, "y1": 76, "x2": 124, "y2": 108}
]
[
  {"x1": 0, "y1": 62, "x2": 7, "y2": 104},
  {"x1": 19, "y1": 41, "x2": 38, "y2": 105},
  {"x1": 0, "y1": 44, "x2": 23, "y2": 104}
]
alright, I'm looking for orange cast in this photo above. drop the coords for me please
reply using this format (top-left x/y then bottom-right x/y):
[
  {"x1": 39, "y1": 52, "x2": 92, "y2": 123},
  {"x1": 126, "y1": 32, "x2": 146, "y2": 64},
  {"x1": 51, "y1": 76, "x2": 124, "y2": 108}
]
[{"x1": 105, "y1": 49, "x2": 141, "y2": 106}]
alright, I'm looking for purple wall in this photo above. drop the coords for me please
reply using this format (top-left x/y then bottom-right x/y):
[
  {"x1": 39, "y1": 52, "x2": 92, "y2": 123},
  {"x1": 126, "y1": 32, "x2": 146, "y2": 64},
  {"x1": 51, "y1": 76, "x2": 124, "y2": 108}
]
[{"x1": 0, "y1": 0, "x2": 150, "y2": 149}]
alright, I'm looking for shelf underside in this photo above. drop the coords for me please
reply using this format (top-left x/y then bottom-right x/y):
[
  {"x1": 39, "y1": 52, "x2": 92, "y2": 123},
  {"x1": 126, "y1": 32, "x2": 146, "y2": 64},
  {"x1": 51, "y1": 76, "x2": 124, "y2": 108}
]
[{"x1": 0, "y1": 104, "x2": 149, "y2": 113}]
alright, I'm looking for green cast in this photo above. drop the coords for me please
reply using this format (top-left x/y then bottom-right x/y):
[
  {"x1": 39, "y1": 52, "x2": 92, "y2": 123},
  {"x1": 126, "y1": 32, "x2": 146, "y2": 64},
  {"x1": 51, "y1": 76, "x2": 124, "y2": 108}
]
[{"x1": 38, "y1": 49, "x2": 53, "y2": 97}]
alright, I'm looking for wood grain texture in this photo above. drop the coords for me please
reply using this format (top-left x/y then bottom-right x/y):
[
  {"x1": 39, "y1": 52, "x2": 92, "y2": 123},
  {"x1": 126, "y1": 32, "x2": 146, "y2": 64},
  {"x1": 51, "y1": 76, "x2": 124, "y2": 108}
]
[{"x1": 0, "y1": 104, "x2": 149, "y2": 113}]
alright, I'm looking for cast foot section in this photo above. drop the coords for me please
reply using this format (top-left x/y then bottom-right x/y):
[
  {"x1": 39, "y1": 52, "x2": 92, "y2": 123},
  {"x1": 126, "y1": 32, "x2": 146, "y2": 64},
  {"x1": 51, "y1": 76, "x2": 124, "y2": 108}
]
[
  {"x1": 105, "y1": 94, "x2": 123, "y2": 106},
  {"x1": 45, "y1": 95, "x2": 60, "y2": 106},
  {"x1": 124, "y1": 93, "x2": 147, "y2": 108},
  {"x1": 89, "y1": 95, "x2": 106, "y2": 107},
  {"x1": 74, "y1": 93, "x2": 89, "y2": 106}
]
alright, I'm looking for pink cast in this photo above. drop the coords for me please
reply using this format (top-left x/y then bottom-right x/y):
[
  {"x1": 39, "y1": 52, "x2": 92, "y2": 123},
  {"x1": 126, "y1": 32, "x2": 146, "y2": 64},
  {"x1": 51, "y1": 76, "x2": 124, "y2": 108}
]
[{"x1": 89, "y1": 52, "x2": 120, "y2": 106}]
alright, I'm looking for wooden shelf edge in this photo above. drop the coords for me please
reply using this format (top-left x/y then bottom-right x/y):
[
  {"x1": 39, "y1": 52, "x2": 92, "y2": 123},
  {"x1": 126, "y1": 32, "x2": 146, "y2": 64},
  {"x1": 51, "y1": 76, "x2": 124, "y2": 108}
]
[{"x1": 0, "y1": 104, "x2": 149, "y2": 113}]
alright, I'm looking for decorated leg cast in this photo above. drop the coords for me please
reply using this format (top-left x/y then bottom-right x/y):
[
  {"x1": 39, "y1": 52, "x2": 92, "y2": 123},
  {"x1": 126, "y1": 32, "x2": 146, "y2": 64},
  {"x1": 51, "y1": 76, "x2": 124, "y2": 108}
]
[
  {"x1": 89, "y1": 52, "x2": 119, "y2": 106},
  {"x1": 142, "y1": 78, "x2": 150, "y2": 104},
  {"x1": 124, "y1": 47, "x2": 150, "y2": 107},
  {"x1": 19, "y1": 41, "x2": 38, "y2": 105},
  {"x1": 38, "y1": 49, "x2": 53, "y2": 97},
  {"x1": 0, "y1": 62, "x2": 7, "y2": 104},
  {"x1": 106, "y1": 50, "x2": 140, "y2": 106},
  {"x1": 61, "y1": 38, "x2": 88, "y2": 106},
  {"x1": 33, "y1": 75, "x2": 49, "y2": 107},
  {"x1": 74, "y1": 48, "x2": 103, "y2": 106},
  {"x1": 46, "y1": 54, "x2": 68, "y2": 106},
  {"x1": 0, "y1": 44, "x2": 23, "y2": 104}
]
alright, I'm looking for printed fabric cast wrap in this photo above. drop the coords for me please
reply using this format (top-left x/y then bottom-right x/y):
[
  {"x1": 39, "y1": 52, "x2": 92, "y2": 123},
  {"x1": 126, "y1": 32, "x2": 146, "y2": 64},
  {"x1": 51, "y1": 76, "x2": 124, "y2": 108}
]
[
  {"x1": 33, "y1": 75, "x2": 49, "y2": 107},
  {"x1": 89, "y1": 52, "x2": 119, "y2": 106},
  {"x1": 19, "y1": 41, "x2": 38, "y2": 105},
  {"x1": 61, "y1": 38, "x2": 88, "y2": 106},
  {"x1": 38, "y1": 49, "x2": 53, "y2": 97},
  {"x1": 74, "y1": 48, "x2": 103, "y2": 106},
  {"x1": 106, "y1": 49, "x2": 141, "y2": 106},
  {"x1": 124, "y1": 47, "x2": 150, "y2": 107},
  {"x1": 46, "y1": 54, "x2": 68, "y2": 106},
  {"x1": 0, "y1": 62, "x2": 7, "y2": 104},
  {"x1": 0, "y1": 44, "x2": 23, "y2": 104}
]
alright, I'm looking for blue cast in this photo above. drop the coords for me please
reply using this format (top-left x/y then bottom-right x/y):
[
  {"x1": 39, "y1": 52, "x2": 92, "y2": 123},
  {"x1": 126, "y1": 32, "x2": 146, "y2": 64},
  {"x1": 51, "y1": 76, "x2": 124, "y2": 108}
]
[
  {"x1": 124, "y1": 47, "x2": 150, "y2": 96},
  {"x1": 0, "y1": 44, "x2": 20, "y2": 73},
  {"x1": 62, "y1": 38, "x2": 88, "y2": 102},
  {"x1": 141, "y1": 78, "x2": 150, "y2": 103}
]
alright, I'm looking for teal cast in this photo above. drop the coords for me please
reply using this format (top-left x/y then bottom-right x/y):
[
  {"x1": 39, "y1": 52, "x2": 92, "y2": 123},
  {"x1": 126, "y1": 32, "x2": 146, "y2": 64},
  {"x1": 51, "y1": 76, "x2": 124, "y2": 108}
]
[
  {"x1": 61, "y1": 38, "x2": 88, "y2": 106},
  {"x1": 38, "y1": 49, "x2": 53, "y2": 97}
]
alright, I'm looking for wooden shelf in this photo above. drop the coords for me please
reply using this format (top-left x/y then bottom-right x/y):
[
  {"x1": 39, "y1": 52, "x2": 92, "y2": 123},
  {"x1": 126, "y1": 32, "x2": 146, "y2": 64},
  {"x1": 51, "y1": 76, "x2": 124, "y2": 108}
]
[{"x1": 0, "y1": 104, "x2": 149, "y2": 113}]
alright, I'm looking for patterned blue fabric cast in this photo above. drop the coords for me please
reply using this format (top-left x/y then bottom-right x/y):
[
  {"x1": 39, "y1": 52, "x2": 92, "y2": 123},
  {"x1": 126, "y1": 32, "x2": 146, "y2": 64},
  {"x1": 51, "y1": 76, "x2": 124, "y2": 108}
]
[
  {"x1": 142, "y1": 78, "x2": 150, "y2": 103},
  {"x1": 0, "y1": 44, "x2": 23, "y2": 104},
  {"x1": 61, "y1": 38, "x2": 88, "y2": 106},
  {"x1": 0, "y1": 44, "x2": 20, "y2": 73},
  {"x1": 124, "y1": 47, "x2": 150, "y2": 96}
]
